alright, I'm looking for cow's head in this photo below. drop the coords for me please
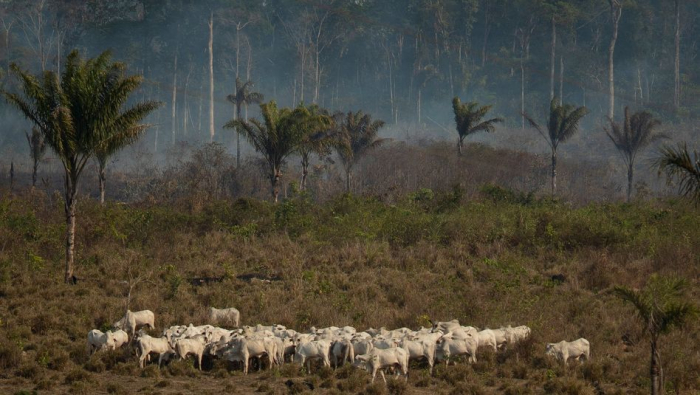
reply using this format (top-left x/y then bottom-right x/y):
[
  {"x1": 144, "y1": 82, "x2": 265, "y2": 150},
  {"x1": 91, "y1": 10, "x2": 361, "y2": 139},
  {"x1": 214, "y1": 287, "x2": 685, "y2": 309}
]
[{"x1": 545, "y1": 343, "x2": 556, "y2": 357}]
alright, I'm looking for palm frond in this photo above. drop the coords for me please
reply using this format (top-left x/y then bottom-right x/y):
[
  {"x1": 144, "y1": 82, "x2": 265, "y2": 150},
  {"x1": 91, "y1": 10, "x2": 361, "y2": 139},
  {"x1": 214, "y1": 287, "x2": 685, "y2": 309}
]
[{"x1": 655, "y1": 143, "x2": 700, "y2": 202}]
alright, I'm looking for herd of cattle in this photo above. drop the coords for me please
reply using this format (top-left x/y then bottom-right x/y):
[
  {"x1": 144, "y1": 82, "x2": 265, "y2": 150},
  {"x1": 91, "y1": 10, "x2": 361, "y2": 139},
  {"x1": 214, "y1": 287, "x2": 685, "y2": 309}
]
[{"x1": 86, "y1": 308, "x2": 591, "y2": 383}]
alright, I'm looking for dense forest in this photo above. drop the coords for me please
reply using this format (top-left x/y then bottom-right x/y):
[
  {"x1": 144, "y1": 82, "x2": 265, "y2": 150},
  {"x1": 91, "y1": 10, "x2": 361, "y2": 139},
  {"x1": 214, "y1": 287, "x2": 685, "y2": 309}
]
[{"x1": 1, "y1": 0, "x2": 700, "y2": 155}]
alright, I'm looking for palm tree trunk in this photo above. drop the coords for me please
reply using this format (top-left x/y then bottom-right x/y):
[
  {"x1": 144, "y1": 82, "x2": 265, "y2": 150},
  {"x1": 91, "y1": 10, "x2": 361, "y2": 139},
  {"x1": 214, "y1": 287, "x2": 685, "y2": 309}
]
[
  {"x1": 99, "y1": 161, "x2": 106, "y2": 205},
  {"x1": 627, "y1": 162, "x2": 634, "y2": 202},
  {"x1": 32, "y1": 159, "x2": 38, "y2": 187},
  {"x1": 64, "y1": 176, "x2": 78, "y2": 283},
  {"x1": 271, "y1": 166, "x2": 281, "y2": 203},
  {"x1": 458, "y1": 138, "x2": 463, "y2": 156},
  {"x1": 551, "y1": 150, "x2": 557, "y2": 196},
  {"x1": 650, "y1": 337, "x2": 662, "y2": 395}
]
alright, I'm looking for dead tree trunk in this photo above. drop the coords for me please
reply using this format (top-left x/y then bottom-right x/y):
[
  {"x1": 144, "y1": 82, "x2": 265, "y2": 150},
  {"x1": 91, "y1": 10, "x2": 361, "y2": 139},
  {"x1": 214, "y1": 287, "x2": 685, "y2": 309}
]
[
  {"x1": 608, "y1": 0, "x2": 622, "y2": 119},
  {"x1": 674, "y1": 0, "x2": 681, "y2": 110},
  {"x1": 550, "y1": 16, "x2": 556, "y2": 101},
  {"x1": 208, "y1": 12, "x2": 215, "y2": 142},
  {"x1": 171, "y1": 49, "x2": 178, "y2": 146}
]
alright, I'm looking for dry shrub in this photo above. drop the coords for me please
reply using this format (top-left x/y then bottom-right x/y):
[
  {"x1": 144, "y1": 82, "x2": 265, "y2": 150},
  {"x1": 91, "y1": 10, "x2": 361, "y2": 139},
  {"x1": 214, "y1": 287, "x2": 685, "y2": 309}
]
[
  {"x1": 361, "y1": 382, "x2": 387, "y2": 395},
  {"x1": 449, "y1": 382, "x2": 486, "y2": 395},
  {"x1": 105, "y1": 382, "x2": 127, "y2": 394},
  {"x1": 0, "y1": 341, "x2": 22, "y2": 369},
  {"x1": 166, "y1": 359, "x2": 197, "y2": 377},
  {"x1": 386, "y1": 377, "x2": 408, "y2": 395},
  {"x1": 34, "y1": 378, "x2": 53, "y2": 391},
  {"x1": 64, "y1": 368, "x2": 92, "y2": 384},
  {"x1": 140, "y1": 364, "x2": 160, "y2": 378},
  {"x1": 543, "y1": 377, "x2": 593, "y2": 395},
  {"x1": 15, "y1": 362, "x2": 42, "y2": 379}
]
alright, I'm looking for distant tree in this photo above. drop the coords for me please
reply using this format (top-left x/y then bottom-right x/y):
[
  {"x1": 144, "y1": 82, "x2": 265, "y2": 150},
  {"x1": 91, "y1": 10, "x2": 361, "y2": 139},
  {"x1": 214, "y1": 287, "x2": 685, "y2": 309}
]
[
  {"x1": 25, "y1": 126, "x2": 46, "y2": 187},
  {"x1": 523, "y1": 97, "x2": 588, "y2": 196},
  {"x1": 227, "y1": 77, "x2": 263, "y2": 168},
  {"x1": 225, "y1": 100, "x2": 327, "y2": 202},
  {"x1": 295, "y1": 104, "x2": 336, "y2": 191},
  {"x1": 452, "y1": 97, "x2": 503, "y2": 156},
  {"x1": 3, "y1": 50, "x2": 160, "y2": 283},
  {"x1": 605, "y1": 107, "x2": 665, "y2": 202},
  {"x1": 655, "y1": 143, "x2": 700, "y2": 203},
  {"x1": 335, "y1": 111, "x2": 386, "y2": 194},
  {"x1": 615, "y1": 275, "x2": 697, "y2": 395}
]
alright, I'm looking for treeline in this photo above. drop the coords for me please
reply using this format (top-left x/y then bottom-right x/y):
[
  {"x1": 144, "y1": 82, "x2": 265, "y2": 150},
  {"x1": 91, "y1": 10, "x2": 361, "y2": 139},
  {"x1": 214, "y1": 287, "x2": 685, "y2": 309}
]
[{"x1": 1, "y1": 0, "x2": 700, "y2": 153}]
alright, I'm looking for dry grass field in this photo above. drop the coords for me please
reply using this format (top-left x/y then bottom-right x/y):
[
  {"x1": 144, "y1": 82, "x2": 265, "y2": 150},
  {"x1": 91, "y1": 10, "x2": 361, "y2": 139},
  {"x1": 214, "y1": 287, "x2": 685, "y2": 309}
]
[{"x1": 0, "y1": 180, "x2": 698, "y2": 394}]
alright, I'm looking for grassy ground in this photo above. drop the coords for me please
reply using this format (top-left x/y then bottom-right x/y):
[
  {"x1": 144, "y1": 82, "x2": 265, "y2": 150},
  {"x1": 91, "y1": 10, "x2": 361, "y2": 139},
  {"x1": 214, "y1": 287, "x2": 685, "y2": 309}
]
[{"x1": 0, "y1": 186, "x2": 698, "y2": 394}]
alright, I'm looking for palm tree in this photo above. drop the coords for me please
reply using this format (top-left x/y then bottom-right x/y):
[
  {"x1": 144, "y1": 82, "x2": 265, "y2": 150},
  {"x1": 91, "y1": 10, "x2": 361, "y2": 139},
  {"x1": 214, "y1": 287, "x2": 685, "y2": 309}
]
[
  {"x1": 335, "y1": 111, "x2": 386, "y2": 194},
  {"x1": 523, "y1": 97, "x2": 588, "y2": 196},
  {"x1": 3, "y1": 50, "x2": 160, "y2": 283},
  {"x1": 605, "y1": 107, "x2": 665, "y2": 202},
  {"x1": 452, "y1": 97, "x2": 503, "y2": 156},
  {"x1": 227, "y1": 77, "x2": 264, "y2": 168},
  {"x1": 25, "y1": 126, "x2": 46, "y2": 187},
  {"x1": 615, "y1": 275, "x2": 697, "y2": 395},
  {"x1": 655, "y1": 143, "x2": 700, "y2": 203},
  {"x1": 225, "y1": 100, "x2": 323, "y2": 202},
  {"x1": 295, "y1": 104, "x2": 337, "y2": 191}
]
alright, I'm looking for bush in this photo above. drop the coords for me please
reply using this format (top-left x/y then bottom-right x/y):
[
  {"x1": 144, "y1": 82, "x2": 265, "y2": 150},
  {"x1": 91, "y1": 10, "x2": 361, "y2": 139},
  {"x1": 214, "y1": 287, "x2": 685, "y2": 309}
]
[
  {"x1": 64, "y1": 368, "x2": 92, "y2": 384},
  {"x1": 0, "y1": 341, "x2": 22, "y2": 369}
]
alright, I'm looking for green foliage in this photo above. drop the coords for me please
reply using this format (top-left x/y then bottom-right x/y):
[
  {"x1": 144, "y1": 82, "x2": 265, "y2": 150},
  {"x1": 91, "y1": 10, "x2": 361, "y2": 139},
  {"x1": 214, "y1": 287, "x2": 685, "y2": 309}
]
[
  {"x1": 452, "y1": 97, "x2": 504, "y2": 148},
  {"x1": 655, "y1": 143, "x2": 700, "y2": 203},
  {"x1": 615, "y1": 275, "x2": 697, "y2": 337}
]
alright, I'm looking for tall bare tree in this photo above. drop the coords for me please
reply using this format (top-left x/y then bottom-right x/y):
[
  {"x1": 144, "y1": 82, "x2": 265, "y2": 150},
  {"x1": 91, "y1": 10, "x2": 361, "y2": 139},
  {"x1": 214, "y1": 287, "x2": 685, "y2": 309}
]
[
  {"x1": 208, "y1": 12, "x2": 215, "y2": 142},
  {"x1": 608, "y1": 0, "x2": 622, "y2": 119},
  {"x1": 605, "y1": 107, "x2": 665, "y2": 202},
  {"x1": 523, "y1": 97, "x2": 588, "y2": 196}
]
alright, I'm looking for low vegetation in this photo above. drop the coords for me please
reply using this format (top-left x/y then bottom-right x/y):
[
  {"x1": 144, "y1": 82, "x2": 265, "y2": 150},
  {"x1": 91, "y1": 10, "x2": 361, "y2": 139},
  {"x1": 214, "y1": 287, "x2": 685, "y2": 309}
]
[{"x1": 0, "y1": 185, "x2": 698, "y2": 394}]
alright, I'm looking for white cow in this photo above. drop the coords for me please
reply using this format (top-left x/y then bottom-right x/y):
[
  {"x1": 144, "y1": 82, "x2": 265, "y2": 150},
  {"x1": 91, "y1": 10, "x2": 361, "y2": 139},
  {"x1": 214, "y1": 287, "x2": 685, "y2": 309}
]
[
  {"x1": 174, "y1": 337, "x2": 206, "y2": 370},
  {"x1": 114, "y1": 310, "x2": 155, "y2": 336},
  {"x1": 331, "y1": 339, "x2": 355, "y2": 368},
  {"x1": 354, "y1": 347, "x2": 409, "y2": 383},
  {"x1": 87, "y1": 329, "x2": 109, "y2": 355},
  {"x1": 294, "y1": 339, "x2": 332, "y2": 373},
  {"x1": 136, "y1": 332, "x2": 173, "y2": 368},
  {"x1": 209, "y1": 307, "x2": 240, "y2": 327},
  {"x1": 474, "y1": 329, "x2": 498, "y2": 352},
  {"x1": 400, "y1": 338, "x2": 436, "y2": 374},
  {"x1": 545, "y1": 338, "x2": 590, "y2": 365},
  {"x1": 436, "y1": 334, "x2": 478, "y2": 365},
  {"x1": 431, "y1": 319, "x2": 461, "y2": 334},
  {"x1": 105, "y1": 329, "x2": 129, "y2": 350}
]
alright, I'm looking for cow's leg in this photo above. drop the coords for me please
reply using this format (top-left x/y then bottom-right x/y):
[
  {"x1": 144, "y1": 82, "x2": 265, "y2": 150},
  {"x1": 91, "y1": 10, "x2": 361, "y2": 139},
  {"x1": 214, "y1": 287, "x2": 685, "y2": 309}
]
[
  {"x1": 380, "y1": 369, "x2": 387, "y2": 384},
  {"x1": 198, "y1": 354, "x2": 202, "y2": 370}
]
